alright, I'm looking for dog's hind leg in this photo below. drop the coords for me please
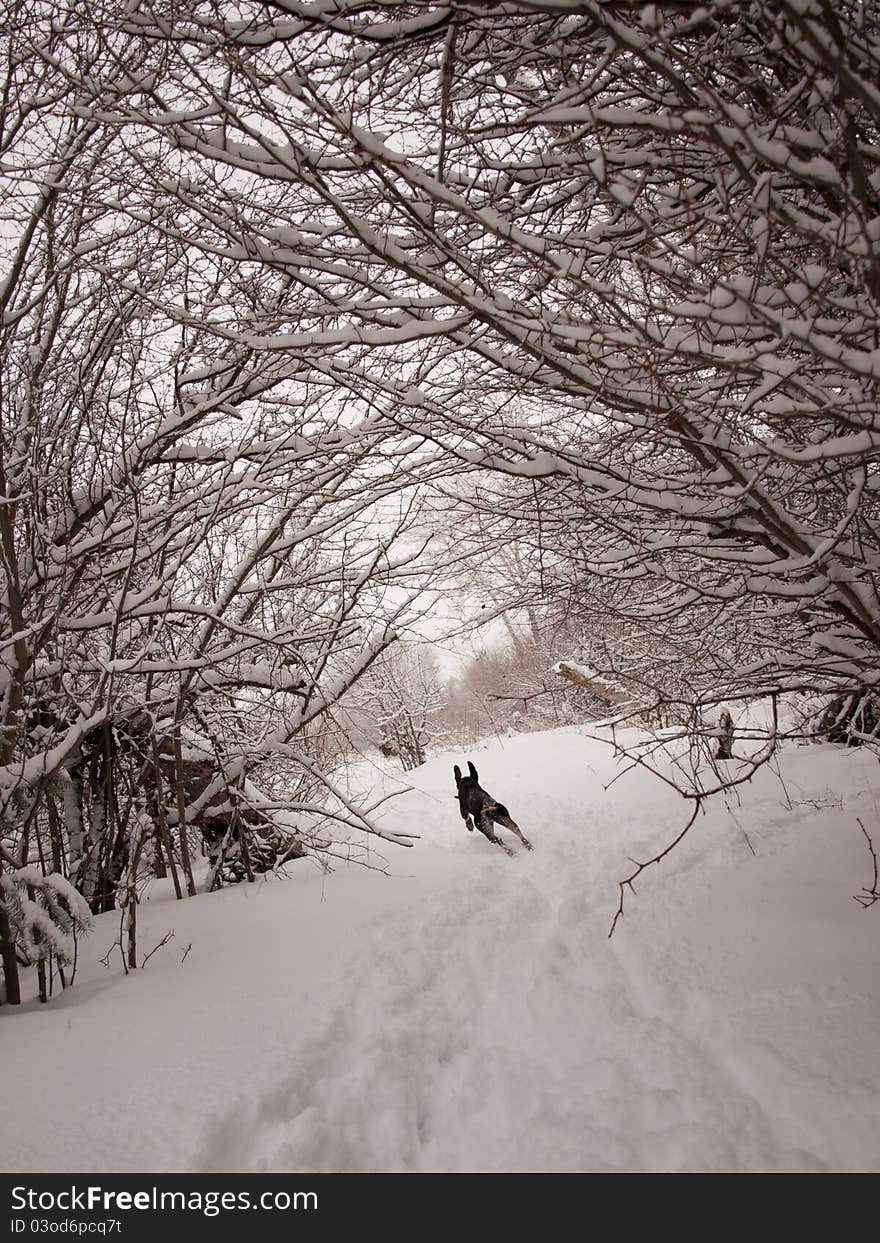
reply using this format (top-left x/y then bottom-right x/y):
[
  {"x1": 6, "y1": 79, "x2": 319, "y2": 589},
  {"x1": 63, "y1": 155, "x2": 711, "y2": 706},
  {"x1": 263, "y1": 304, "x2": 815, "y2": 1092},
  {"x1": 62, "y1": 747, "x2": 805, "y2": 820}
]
[
  {"x1": 504, "y1": 820, "x2": 533, "y2": 851},
  {"x1": 476, "y1": 815, "x2": 515, "y2": 857},
  {"x1": 485, "y1": 806, "x2": 533, "y2": 851}
]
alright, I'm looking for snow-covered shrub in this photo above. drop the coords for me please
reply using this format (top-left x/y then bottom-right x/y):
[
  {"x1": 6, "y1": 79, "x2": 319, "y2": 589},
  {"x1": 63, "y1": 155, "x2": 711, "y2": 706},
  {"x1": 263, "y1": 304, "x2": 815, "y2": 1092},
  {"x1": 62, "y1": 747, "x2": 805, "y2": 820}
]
[{"x1": 0, "y1": 867, "x2": 92, "y2": 967}]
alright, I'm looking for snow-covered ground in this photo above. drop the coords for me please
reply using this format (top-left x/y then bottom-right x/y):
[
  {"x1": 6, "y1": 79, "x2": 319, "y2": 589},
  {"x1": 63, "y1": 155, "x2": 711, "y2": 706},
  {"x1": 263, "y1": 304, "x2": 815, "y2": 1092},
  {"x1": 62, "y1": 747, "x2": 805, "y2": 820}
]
[{"x1": 3, "y1": 725, "x2": 879, "y2": 1173}]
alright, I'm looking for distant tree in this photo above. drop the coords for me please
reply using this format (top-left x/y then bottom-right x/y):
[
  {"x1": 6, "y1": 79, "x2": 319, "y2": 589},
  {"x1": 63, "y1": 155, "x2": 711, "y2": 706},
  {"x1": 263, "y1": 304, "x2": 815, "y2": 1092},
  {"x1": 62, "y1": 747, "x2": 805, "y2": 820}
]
[{"x1": 357, "y1": 646, "x2": 444, "y2": 770}]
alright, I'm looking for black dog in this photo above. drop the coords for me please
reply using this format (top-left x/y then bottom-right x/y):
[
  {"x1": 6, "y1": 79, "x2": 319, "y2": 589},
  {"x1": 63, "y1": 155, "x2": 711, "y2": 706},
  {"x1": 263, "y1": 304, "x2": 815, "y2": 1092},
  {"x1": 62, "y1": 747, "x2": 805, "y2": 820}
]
[{"x1": 453, "y1": 760, "x2": 532, "y2": 855}]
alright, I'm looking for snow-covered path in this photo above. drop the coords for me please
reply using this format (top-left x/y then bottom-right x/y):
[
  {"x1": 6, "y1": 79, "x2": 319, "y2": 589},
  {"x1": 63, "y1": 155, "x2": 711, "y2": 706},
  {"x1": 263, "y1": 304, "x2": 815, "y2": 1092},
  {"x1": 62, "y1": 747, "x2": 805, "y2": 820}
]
[{"x1": 3, "y1": 728, "x2": 879, "y2": 1172}]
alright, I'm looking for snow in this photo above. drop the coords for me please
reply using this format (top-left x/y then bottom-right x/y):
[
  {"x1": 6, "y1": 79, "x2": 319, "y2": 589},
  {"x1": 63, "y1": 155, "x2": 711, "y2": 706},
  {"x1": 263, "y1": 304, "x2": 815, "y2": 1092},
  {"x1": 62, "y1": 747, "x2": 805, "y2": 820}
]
[{"x1": 2, "y1": 725, "x2": 879, "y2": 1173}]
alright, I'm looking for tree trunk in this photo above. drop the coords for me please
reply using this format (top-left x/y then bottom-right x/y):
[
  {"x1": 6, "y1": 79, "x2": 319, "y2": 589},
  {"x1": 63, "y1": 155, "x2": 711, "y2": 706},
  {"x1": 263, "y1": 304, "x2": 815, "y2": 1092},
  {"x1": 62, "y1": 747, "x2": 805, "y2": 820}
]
[
  {"x1": 0, "y1": 865, "x2": 22, "y2": 1005},
  {"x1": 715, "y1": 711, "x2": 735, "y2": 761}
]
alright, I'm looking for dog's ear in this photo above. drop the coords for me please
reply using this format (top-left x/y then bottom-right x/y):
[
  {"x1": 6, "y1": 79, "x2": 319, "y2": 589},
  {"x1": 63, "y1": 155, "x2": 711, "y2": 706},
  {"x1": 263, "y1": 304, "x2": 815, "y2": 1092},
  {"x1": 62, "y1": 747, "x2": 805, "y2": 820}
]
[
  {"x1": 453, "y1": 764, "x2": 462, "y2": 787},
  {"x1": 467, "y1": 760, "x2": 479, "y2": 782}
]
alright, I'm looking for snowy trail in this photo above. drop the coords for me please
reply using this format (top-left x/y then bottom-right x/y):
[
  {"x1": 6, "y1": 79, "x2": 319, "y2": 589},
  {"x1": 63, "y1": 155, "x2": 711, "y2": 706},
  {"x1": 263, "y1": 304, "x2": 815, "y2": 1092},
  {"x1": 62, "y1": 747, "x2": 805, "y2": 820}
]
[
  {"x1": 196, "y1": 731, "x2": 878, "y2": 1173},
  {"x1": 3, "y1": 727, "x2": 879, "y2": 1172}
]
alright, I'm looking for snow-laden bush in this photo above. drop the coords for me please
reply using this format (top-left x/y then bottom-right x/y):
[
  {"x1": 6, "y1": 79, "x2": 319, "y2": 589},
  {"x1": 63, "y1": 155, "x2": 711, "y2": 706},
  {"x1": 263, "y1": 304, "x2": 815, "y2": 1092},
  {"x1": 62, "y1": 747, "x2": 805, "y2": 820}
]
[{"x1": 0, "y1": 867, "x2": 92, "y2": 968}]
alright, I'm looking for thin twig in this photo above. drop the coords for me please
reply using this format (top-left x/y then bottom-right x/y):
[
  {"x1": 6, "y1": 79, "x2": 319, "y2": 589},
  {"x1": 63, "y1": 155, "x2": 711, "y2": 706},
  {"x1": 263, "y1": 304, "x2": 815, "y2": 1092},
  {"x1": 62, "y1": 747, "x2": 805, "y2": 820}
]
[
  {"x1": 141, "y1": 929, "x2": 175, "y2": 967},
  {"x1": 609, "y1": 798, "x2": 703, "y2": 937},
  {"x1": 854, "y1": 817, "x2": 880, "y2": 909}
]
